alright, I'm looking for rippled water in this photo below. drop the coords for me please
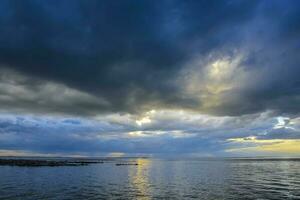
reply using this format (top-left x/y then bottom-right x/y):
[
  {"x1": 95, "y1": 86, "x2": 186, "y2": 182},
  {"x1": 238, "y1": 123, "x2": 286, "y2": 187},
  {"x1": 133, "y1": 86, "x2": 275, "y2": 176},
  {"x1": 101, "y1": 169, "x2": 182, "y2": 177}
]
[{"x1": 0, "y1": 158, "x2": 300, "y2": 199}]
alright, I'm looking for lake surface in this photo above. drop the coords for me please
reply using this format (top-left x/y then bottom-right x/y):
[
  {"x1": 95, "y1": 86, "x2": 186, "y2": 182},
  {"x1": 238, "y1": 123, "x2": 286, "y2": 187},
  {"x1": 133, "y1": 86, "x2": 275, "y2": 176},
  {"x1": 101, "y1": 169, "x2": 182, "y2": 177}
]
[{"x1": 0, "y1": 158, "x2": 300, "y2": 200}]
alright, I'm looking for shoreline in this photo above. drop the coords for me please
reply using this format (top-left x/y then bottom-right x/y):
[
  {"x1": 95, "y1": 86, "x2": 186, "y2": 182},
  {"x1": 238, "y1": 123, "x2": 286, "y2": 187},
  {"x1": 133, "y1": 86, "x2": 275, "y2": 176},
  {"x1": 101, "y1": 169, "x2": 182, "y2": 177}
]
[{"x1": 0, "y1": 158, "x2": 104, "y2": 167}]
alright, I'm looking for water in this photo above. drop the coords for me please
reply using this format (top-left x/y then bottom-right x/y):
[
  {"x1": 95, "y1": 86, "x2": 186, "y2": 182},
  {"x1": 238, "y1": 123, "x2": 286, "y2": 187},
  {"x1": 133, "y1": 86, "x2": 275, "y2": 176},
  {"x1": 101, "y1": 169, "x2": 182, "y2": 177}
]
[{"x1": 0, "y1": 158, "x2": 300, "y2": 200}]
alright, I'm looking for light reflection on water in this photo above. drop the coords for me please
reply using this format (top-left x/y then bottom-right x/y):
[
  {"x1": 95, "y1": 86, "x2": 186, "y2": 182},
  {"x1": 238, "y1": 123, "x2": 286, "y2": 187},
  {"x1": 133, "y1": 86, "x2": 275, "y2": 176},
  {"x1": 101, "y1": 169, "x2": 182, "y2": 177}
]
[
  {"x1": 129, "y1": 159, "x2": 152, "y2": 200},
  {"x1": 0, "y1": 158, "x2": 299, "y2": 199}
]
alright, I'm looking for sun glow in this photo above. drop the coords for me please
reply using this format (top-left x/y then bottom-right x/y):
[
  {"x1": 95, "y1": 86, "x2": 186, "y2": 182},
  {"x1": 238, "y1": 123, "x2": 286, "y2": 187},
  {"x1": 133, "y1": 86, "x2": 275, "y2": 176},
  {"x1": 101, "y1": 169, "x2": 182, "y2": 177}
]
[
  {"x1": 135, "y1": 110, "x2": 156, "y2": 126},
  {"x1": 136, "y1": 116, "x2": 151, "y2": 126},
  {"x1": 227, "y1": 137, "x2": 300, "y2": 154}
]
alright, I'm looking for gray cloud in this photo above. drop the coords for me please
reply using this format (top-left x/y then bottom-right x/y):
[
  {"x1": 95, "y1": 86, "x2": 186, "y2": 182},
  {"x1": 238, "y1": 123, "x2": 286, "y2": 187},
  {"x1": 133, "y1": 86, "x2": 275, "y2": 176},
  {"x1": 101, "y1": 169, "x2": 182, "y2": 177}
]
[{"x1": 0, "y1": 68, "x2": 110, "y2": 115}]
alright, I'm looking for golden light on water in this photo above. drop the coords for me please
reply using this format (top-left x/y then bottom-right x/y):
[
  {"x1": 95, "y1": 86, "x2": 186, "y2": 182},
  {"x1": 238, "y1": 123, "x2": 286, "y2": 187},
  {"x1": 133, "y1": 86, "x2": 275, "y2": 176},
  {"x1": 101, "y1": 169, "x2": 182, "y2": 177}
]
[{"x1": 129, "y1": 159, "x2": 152, "y2": 200}]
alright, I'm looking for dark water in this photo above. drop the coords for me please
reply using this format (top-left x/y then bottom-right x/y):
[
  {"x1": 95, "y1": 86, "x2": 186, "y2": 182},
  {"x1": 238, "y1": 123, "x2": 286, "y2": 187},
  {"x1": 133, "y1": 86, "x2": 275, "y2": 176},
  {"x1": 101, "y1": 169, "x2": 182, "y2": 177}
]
[{"x1": 0, "y1": 158, "x2": 300, "y2": 200}]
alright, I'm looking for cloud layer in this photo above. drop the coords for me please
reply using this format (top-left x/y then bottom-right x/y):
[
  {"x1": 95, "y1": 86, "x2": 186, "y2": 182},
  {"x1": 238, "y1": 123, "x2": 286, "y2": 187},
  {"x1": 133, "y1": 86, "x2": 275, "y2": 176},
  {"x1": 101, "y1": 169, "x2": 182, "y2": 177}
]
[
  {"x1": 0, "y1": 0, "x2": 299, "y2": 156},
  {"x1": 0, "y1": 110, "x2": 298, "y2": 156}
]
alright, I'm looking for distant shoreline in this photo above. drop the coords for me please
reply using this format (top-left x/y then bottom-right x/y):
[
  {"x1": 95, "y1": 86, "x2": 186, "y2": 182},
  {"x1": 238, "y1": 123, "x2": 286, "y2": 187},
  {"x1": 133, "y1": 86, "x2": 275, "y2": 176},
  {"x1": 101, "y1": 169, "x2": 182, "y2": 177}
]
[
  {"x1": 0, "y1": 156, "x2": 145, "y2": 167},
  {"x1": 0, "y1": 158, "x2": 104, "y2": 167}
]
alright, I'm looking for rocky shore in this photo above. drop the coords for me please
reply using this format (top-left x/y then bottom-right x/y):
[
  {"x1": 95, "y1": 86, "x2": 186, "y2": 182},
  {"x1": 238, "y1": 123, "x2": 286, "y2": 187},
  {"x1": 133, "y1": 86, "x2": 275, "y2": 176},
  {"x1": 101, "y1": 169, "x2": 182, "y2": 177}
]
[
  {"x1": 115, "y1": 163, "x2": 138, "y2": 166},
  {"x1": 0, "y1": 158, "x2": 104, "y2": 167}
]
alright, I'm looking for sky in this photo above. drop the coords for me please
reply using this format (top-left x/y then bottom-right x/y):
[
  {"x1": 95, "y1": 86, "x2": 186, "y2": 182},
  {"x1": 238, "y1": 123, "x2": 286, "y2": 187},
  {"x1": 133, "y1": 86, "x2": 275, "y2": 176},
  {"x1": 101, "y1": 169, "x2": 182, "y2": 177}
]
[{"x1": 0, "y1": 0, "x2": 299, "y2": 157}]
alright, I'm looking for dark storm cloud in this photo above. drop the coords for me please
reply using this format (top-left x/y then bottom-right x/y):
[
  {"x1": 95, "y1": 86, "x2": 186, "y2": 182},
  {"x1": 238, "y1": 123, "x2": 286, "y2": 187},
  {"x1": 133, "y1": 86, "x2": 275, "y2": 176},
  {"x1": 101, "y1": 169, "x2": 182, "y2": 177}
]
[{"x1": 0, "y1": 0, "x2": 299, "y2": 116}]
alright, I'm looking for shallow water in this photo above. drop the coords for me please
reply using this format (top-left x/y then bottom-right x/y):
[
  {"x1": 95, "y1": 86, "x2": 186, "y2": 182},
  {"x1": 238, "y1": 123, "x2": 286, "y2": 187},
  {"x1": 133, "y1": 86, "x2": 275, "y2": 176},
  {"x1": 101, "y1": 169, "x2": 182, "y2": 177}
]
[{"x1": 0, "y1": 158, "x2": 300, "y2": 200}]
